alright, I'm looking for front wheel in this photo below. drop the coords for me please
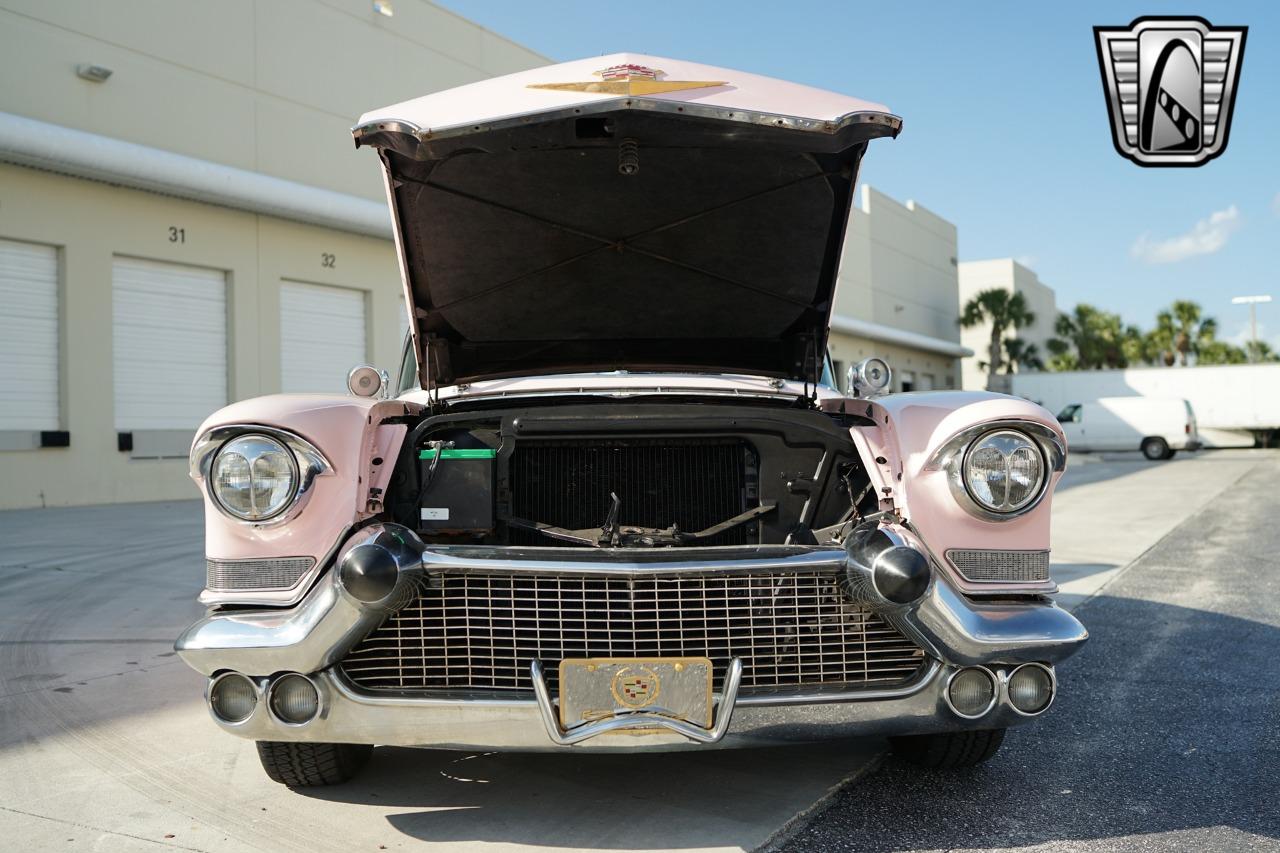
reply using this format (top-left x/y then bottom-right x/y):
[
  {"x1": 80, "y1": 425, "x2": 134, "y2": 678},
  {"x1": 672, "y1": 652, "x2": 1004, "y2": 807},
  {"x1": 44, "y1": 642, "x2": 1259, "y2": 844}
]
[
  {"x1": 1141, "y1": 437, "x2": 1170, "y2": 461},
  {"x1": 889, "y1": 729, "x2": 1006, "y2": 769},
  {"x1": 255, "y1": 741, "x2": 372, "y2": 787}
]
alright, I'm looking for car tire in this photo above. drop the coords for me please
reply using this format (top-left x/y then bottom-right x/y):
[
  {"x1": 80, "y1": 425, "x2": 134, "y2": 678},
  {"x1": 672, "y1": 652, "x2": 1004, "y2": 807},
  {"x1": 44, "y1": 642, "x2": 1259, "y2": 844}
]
[
  {"x1": 255, "y1": 741, "x2": 372, "y2": 787},
  {"x1": 889, "y1": 728, "x2": 1006, "y2": 769},
  {"x1": 1141, "y1": 437, "x2": 1169, "y2": 461}
]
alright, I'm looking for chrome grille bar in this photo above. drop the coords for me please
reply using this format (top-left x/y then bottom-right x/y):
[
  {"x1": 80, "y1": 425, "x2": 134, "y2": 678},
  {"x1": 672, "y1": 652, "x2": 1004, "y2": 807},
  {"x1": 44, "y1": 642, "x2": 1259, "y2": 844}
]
[{"x1": 342, "y1": 570, "x2": 927, "y2": 693}]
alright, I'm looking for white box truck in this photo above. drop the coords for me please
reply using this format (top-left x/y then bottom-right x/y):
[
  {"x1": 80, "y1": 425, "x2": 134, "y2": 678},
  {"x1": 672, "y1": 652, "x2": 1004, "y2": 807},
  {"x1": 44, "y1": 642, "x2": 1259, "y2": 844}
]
[
  {"x1": 1056, "y1": 397, "x2": 1199, "y2": 460},
  {"x1": 1012, "y1": 364, "x2": 1280, "y2": 448}
]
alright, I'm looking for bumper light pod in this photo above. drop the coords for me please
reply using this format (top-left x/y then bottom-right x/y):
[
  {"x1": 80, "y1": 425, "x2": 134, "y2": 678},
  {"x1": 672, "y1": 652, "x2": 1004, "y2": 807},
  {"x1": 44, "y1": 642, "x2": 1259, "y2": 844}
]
[
  {"x1": 946, "y1": 667, "x2": 997, "y2": 718},
  {"x1": 269, "y1": 674, "x2": 320, "y2": 725},
  {"x1": 209, "y1": 672, "x2": 257, "y2": 723},
  {"x1": 1008, "y1": 663, "x2": 1055, "y2": 715}
]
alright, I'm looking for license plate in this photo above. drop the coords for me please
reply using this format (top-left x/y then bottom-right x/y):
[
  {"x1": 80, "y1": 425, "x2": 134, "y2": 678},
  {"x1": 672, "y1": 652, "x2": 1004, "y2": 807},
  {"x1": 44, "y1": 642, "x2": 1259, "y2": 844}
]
[{"x1": 558, "y1": 657, "x2": 713, "y2": 730}]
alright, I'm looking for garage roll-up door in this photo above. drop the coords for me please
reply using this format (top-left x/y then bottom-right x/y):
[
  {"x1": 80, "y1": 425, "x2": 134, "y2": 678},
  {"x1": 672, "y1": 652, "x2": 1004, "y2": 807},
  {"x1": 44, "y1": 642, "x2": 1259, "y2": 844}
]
[
  {"x1": 113, "y1": 257, "x2": 227, "y2": 430},
  {"x1": 280, "y1": 281, "x2": 366, "y2": 393},
  {"x1": 0, "y1": 238, "x2": 58, "y2": 431}
]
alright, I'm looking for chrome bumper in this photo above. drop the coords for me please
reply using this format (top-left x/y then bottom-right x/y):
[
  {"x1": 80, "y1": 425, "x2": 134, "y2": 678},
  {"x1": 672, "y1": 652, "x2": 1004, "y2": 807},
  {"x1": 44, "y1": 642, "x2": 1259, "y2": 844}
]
[{"x1": 177, "y1": 525, "x2": 1087, "y2": 749}]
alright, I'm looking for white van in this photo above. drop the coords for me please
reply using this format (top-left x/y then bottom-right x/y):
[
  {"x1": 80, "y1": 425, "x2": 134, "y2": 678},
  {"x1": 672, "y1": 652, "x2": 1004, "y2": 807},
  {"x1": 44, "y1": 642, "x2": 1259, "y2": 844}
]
[{"x1": 1056, "y1": 397, "x2": 1200, "y2": 460}]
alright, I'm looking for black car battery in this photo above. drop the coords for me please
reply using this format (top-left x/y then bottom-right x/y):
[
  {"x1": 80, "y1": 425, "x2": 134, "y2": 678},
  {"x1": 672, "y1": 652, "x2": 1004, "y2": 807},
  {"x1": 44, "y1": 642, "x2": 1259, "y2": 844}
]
[{"x1": 417, "y1": 446, "x2": 495, "y2": 533}]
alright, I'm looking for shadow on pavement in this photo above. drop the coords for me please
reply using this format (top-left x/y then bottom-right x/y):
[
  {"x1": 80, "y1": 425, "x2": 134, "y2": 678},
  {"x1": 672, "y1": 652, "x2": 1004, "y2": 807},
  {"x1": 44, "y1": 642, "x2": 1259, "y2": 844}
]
[
  {"x1": 774, "y1": 592, "x2": 1280, "y2": 851},
  {"x1": 301, "y1": 741, "x2": 877, "y2": 850}
]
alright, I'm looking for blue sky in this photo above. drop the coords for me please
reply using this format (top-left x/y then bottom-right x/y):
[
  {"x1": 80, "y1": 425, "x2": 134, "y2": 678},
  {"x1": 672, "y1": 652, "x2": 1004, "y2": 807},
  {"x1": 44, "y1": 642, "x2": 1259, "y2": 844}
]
[{"x1": 437, "y1": 0, "x2": 1279, "y2": 346}]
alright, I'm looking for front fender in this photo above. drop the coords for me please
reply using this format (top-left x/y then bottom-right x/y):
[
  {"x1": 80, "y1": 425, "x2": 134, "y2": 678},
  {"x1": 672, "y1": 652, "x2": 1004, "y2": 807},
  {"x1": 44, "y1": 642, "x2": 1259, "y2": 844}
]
[
  {"x1": 190, "y1": 395, "x2": 420, "y2": 602},
  {"x1": 847, "y1": 391, "x2": 1065, "y2": 594}
]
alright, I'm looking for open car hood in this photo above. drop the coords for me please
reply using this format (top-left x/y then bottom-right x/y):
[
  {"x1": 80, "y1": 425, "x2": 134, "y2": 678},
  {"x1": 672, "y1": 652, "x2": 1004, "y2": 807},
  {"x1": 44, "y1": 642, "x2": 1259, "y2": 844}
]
[{"x1": 354, "y1": 53, "x2": 900, "y2": 389}]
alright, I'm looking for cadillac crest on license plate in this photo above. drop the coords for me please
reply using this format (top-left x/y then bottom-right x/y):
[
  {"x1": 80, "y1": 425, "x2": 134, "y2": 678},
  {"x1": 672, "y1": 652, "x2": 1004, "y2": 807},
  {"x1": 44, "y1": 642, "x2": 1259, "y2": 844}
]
[{"x1": 558, "y1": 657, "x2": 713, "y2": 730}]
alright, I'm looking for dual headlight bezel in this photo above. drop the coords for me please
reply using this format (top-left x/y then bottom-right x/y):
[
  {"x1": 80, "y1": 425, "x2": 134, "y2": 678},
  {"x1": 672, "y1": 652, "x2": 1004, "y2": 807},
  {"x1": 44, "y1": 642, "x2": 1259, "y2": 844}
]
[
  {"x1": 929, "y1": 420, "x2": 1066, "y2": 522},
  {"x1": 190, "y1": 425, "x2": 332, "y2": 524}
]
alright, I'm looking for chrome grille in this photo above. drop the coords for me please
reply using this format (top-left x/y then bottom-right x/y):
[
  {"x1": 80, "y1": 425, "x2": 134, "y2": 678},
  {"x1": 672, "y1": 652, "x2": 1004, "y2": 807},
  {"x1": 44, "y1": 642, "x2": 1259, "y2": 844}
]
[
  {"x1": 946, "y1": 549, "x2": 1050, "y2": 583},
  {"x1": 341, "y1": 570, "x2": 927, "y2": 694},
  {"x1": 205, "y1": 556, "x2": 315, "y2": 591}
]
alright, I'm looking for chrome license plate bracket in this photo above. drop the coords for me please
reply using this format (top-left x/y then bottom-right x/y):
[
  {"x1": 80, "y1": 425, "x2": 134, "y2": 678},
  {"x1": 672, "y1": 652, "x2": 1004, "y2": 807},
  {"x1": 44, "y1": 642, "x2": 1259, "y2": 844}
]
[{"x1": 558, "y1": 657, "x2": 713, "y2": 730}]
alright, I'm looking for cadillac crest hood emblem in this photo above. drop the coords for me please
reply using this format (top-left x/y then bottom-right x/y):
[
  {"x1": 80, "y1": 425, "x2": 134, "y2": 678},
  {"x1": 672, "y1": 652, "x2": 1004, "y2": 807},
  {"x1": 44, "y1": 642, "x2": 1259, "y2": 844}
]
[
  {"x1": 1094, "y1": 17, "x2": 1246, "y2": 167},
  {"x1": 528, "y1": 64, "x2": 726, "y2": 96}
]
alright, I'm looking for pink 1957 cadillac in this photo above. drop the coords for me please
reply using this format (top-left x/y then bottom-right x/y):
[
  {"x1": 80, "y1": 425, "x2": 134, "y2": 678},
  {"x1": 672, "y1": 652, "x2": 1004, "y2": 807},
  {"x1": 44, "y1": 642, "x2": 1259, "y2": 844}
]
[{"x1": 176, "y1": 54, "x2": 1086, "y2": 787}]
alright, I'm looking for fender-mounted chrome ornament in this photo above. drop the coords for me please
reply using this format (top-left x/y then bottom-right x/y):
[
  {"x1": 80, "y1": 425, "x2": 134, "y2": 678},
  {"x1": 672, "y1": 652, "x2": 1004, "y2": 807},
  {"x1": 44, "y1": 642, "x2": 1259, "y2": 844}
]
[{"x1": 1094, "y1": 17, "x2": 1246, "y2": 167}]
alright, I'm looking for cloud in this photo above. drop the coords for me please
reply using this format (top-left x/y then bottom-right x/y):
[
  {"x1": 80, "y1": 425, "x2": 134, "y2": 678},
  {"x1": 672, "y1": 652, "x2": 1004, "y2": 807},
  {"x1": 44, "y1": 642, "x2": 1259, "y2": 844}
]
[{"x1": 1129, "y1": 205, "x2": 1241, "y2": 264}]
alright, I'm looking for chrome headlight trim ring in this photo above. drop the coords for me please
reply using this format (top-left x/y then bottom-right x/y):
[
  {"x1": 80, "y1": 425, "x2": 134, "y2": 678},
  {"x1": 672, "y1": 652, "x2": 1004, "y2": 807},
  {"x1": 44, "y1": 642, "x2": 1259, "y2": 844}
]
[
  {"x1": 190, "y1": 425, "x2": 333, "y2": 526},
  {"x1": 210, "y1": 434, "x2": 300, "y2": 522},
  {"x1": 925, "y1": 420, "x2": 1065, "y2": 523}
]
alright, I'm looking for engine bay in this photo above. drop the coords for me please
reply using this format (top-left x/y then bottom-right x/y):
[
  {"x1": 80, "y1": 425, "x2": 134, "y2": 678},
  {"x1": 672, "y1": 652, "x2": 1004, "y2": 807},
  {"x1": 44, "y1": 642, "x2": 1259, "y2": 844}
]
[{"x1": 383, "y1": 401, "x2": 878, "y2": 548}]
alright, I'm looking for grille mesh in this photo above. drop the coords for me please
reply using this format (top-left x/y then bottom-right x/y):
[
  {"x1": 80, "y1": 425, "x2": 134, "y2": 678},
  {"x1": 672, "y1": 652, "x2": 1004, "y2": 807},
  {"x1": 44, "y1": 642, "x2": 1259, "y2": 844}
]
[
  {"x1": 205, "y1": 557, "x2": 315, "y2": 591},
  {"x1": 341, "y1": 571, "x2": 927, "y2": 694},
  {"x1": 946, "y1": 549, "x2": 1051, "y2": 583},
  {"x1": 509, "y1": 438, "x2": 752, "y2": 546}
]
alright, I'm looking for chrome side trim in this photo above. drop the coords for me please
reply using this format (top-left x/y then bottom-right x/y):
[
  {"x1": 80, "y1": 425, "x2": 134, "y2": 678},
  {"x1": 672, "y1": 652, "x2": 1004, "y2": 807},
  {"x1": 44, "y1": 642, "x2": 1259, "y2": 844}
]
[
  {"x1": 530, "y1": 658, "x2": 744, "y2": 745},
  {"x1": 924, "y1": 419, "x2": 1067, "y2": 523},
  {"x1": 189, "y1": 424, "x2": 334, "y2": 528}
]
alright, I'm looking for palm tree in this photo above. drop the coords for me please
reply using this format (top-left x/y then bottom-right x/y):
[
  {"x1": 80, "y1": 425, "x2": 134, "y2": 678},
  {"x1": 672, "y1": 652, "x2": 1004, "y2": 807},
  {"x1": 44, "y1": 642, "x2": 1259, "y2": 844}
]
[
  {"x1": 1245, "y1": 340, "x2": 1280, "y2": 363},
  {"x1": 1170, "y1": 300, "x2": 1215, "y2": 366},
  {"x1": 1197, "y1": 340, "x2": 1247, "y2": 365},
  {"x1": 959, "y1": 289, "x2": 1036, "y2": 390},
  {"x1": 1144, "y1": 310, "x2": 1177, "y2": 366},
  {"x1": 1003, "y1": 338, "x2": 1044, "y2": 373},
  {"x1": 1050, "y1": 304, "x2": 1129, "y2": 369}
]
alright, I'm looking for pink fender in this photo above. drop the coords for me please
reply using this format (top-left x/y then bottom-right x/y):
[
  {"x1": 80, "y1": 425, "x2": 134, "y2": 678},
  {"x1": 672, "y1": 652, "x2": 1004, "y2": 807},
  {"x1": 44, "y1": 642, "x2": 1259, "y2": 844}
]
[
  {"x1": 841, "y1": 391, "x2": 1065, "y2": 593},
  {"x1": 191, "y1": 395, "x2": 419, "y2": 570}
]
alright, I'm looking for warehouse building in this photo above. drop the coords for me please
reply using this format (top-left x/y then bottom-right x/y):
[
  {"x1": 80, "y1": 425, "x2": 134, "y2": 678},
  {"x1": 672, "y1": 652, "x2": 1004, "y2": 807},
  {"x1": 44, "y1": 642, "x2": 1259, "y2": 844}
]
[
  {"x1": 957, "y1": 259, "x2": 1058, "y2": 392},
  {"x1": 0, "y1": 0, "x2": 969, "y2": 509},
  {"x1": 828, "y1": 186, "x2": 970, "y2": 393}
]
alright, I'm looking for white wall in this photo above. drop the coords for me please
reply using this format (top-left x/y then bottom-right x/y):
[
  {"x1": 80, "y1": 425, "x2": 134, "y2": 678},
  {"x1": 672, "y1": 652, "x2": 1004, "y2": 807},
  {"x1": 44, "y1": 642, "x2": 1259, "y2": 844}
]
[
  {"x1": 829, "y1": 185, "x2": 963, "y2": 390},
  {"x1": 0, "y1": 0, "x2": 549, "y2": 202}
]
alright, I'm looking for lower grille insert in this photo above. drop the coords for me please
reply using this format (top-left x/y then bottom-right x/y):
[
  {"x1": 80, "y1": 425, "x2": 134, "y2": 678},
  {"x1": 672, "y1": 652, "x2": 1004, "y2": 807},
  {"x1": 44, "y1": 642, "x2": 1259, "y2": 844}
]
[
  {"x1": 946, "y1": 549, "x2": 1051, "y2": 583},
  {"x1": 205, "y1": 556, "x2": 315, "y2": 591},
  {"x1": 341, "y1": 570, "x2": 927, "y2": 694}
]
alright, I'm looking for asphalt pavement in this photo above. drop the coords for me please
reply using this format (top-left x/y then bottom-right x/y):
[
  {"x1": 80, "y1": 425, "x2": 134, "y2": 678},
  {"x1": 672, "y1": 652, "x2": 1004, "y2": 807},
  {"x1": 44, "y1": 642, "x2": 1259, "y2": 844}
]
[
  {"x1": 1, "y1": 450, "x2": 1276, "y2": 852},
  {"x1": 775, "y1": 451, "x2": 1280, "y2": 852}
]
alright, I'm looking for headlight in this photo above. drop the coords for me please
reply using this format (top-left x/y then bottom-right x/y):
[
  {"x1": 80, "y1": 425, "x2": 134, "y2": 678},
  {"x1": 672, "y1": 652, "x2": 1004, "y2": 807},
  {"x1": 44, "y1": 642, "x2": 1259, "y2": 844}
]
[
  {"x1": 962, "y1": 429, "x2": 1045, "y2": 514},
  {"x1": 211, "y1": 435, "x2": 299, "y2": 521}
]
